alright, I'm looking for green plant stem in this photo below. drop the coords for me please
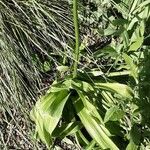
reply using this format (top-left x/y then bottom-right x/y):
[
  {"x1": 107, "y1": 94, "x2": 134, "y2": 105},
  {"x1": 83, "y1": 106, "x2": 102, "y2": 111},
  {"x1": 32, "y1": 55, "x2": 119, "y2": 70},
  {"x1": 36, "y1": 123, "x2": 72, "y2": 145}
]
[{"x1": 73, "y1": 0, "x2": 80, "y2": 78}]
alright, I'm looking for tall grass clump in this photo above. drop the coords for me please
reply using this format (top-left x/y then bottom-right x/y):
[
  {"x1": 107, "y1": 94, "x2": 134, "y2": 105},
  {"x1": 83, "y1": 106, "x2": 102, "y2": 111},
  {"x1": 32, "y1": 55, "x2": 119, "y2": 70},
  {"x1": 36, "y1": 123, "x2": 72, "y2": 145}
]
[{"x1": 0, "y1": 0, "x2": 73, "y2": 149}]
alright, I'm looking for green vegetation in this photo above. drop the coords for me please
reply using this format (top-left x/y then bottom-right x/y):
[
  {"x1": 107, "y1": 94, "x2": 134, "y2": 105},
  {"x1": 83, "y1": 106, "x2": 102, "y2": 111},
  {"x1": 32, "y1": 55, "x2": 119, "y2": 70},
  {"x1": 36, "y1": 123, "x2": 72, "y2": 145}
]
[{"x1": 1, "y1": 0, "x2": 150, "y2": 149}]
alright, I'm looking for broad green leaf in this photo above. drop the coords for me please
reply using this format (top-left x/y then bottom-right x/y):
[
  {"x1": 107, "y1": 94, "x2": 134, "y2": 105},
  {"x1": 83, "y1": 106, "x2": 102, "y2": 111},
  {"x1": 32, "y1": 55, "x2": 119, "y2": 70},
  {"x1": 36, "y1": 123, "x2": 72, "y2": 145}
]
[
  {"x1": 77, "y1": 91, "x2": 104, "y2": 125},
  {"x1": 93, "y1": 46, "x2": 118, "y2": 58},
  {"x1": 72, "y1": 79, "x2": 94, "y2": 93},
  {"x1": 31, "y1": 108, "x2": 52, "y2": 148},
  {"x1": 48, "y1": 90, "x2": 70, "y2": 116},
  {"x1": 139, "y1": 5, "x2": 150, "y2": 20},
  {"x1": 30, "y1": 92, "x2": 56, "y2": 121},
  {"x1": 74, "y1": 98, "x2": 119, "y2": 150},
  {"x1": 94, "y1": 82, "x2": 133, "y2": 99},
  {"x1": 139, "y1": 21, "x2": 145, "y2": 37},
  {"x1": 123, "y1": 53, "x2": 138, "y2": 82},
  {"x1": 52, "y1": 121, "x2": 83, "y2": 138},
  {"x1": 43, "y1": 90, "x2": 70, "y2": 134},
  {"x1": 112, "y1": 19, "x2": 128, "y2": 26},
  {"x1": 104, "y1": 27, "x2": 116, "y2": 36},
  {"x1": 126, "y1": 140, "x2": 138, "y2": 150},
  {"x1": 132, "y1": 0, "x2": 150, "y2": 15},
  {"x1": 104, "y1": 106, "x2": 125, "y2": 123},
  {"x1": 30, "y1": 89, "x2": 70, "y2": 148},
  {"x1": 129, "y1": 21, "x2": 145, "y2": 49},
  {"x1": 127, "y1": 17, "x2": 138, "y2": 31},
  {"x1": 129, "y1": 36, "x2": 144, "y2": 51},
  {"x1": 50, "y1": 79, "x2": 72, "y2": 92}
]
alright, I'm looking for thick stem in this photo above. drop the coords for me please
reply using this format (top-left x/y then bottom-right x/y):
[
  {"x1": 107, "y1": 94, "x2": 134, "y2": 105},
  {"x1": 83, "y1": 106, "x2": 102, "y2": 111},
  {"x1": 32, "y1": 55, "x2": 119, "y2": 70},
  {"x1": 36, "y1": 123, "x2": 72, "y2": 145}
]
[{"x1": 73, "y1": 0, "x2": 80, "y2": 78}]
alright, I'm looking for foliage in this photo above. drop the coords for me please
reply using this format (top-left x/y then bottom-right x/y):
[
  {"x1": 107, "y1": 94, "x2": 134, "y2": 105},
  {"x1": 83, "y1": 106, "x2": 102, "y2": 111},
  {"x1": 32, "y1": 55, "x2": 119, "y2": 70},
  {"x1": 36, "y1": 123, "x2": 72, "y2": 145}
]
[
  {"x1": 31, "y1": 76, "x2": 135, "y2": 149},
  {"x1": 1, "y1": 0, "x2": 150, "y2": 149},
  {"x1": 0, "y1": 0, "x2": 73, "y2": 105},
  {"x1": 30, "y1": 0, "x2": 150, "y2": 149}
]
